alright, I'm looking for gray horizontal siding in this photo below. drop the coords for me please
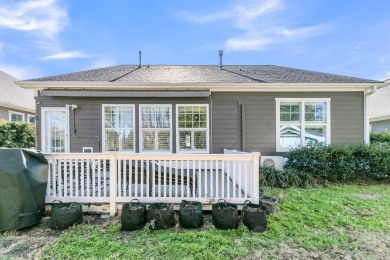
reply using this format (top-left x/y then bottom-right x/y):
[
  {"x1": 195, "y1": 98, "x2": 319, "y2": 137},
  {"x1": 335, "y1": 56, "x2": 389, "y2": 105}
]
[
  {"x1": 36, "y1": 96, "x2": 210, "y2": 153},
  {"x1": 371, "y1": 120, "x2": 390, "y2": 133},
  {"x1": 36, "y1": 91, "x2": 364, "y2": 155},
  {"x1": 211, "y1": 92, "x2": 364, "y2": 155}
]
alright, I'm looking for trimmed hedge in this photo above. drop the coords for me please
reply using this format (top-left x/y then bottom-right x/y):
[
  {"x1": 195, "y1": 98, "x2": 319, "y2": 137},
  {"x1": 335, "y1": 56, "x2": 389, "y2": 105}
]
[
  {"x1": 371, "y1": 130, "x2": 390, "y2": 144},
  {"x1": 284, "y1": 143, "x2": 390, "y2": 181},
  {"x1": 0, "y1": 119, "x2": 36, "y2": 148},
  {"x1": 259, "y1": 167, "x2": 316, "y2": 188}
]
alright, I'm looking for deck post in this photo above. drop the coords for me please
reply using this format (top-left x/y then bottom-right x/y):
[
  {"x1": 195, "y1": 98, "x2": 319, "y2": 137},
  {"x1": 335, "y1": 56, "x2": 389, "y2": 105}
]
[
  {"x1": 252, "y1": 152, "x2": 260, "y2": 204},
  {"x1": 109, "y1": 152, "x2": 117, "y2": 216}
]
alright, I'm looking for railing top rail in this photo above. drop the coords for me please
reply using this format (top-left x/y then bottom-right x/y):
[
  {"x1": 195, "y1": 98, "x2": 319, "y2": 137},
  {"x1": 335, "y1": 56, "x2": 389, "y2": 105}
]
[{"x1": 44, "y1": 152, "x2": 260, "y2": 161}]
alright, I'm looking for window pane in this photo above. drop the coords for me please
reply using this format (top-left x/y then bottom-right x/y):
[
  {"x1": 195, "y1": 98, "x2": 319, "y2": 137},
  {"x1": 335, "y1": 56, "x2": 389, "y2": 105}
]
[
  {"x1": 179, "y1": 131, "x2": 192, "y2": 150},
  {"x1": 141, "y1": 106, "x2": 170, "y2": 129},
  {"x1": 178, "y1": 130, "x2": 207, "y2": 151},
  {"x1": 305, "y1": 126, "x2": 326, "y2": 146},
  {"x1": 29, "y1": 116, "x2": 36, "y2": 124},
  {"x1": 142, "y1": 130, "x2": 156, "y2": 151},
  {"x1": 104, "y1": 105, "x2": 134, "y2": 152},
  {"x1": 280, "y1": 103, "x2": 301, "y2": 123},
  {"x1": 11, "y1": 113, "x2": 23, "y2": 122},
  {"x1": 305, "y1": 102, "x2": 326, "y2": 123},
  {"x1": 279, "y1": 125, "x2": 301, "y2": 149},
  {"x1": 158, "y1": 131, "x2": 170, "y2": 151}
]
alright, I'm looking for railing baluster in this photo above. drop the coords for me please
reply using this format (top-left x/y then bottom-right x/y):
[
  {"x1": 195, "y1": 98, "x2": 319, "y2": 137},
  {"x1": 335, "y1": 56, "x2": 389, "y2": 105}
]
[
  {"x1": 244, "y1": 161, "x2": 248, "y2": 198},
  {"x1": 98, "y1": 160, "x2": 101, "y2": 197},
  {"x1": 163, "y1": 160, "x2": 167, "y2": 198},
  {"x1": 175, "y1": 160, "x2": 178, "y2": 198},
  {"x1": 197, "y1": 160, "x2": 201, "y2": 199},
  {"x1": 141, "y1": 159, "x2": 144, "y2": 197},
  {"x1": 238, "y1": 161, "x2": 242, "y2": 198},
  {"x1": 103, "y1": 159, "x2": 107, "y2": 197},
  {"x1": 136, "y1": 160, "x2": 142, "y2": 198},
  {"x1": 168, "y1": 160, "x2": 173, "y2": 197},
  {"x1": 123, "y1": 159, "x2": 127, "y2": 197},
  {"x1": 117, "y1": 159, "x2": 122, "y2": 197},
  {"x1": 215, "y1": 160, "x2": 219, "y2": 199},
  {"x1": 204, "y1": 160, "x2": 208, "y2": 199},
  {"x1": 146, "y1": 160, "x2": 150, "y2": 198},
  {"x1": 192, "y1": 160, "x2": 195, "y2": 199},
  {"x1": 227, "y1": 160, "x2": 230, "y2": 199},
  {"x1": 158, "y1": 159, "x2": 161, "y2": 198},
  {"x1": 221, "y1": 160, "x2": 225, "y2": 198},
  {"x1": 181, "y1": 160, "x2": 184, "y2": 198},
  {"x1": 92, "y1": 160, "x2": 96, "y2": 197},
  {"x1": 210, "y1": 160, "x2": 214, "y2": 198},
  {"x1": 233, "y1": 161, "x2": 236, "y2": 198}
]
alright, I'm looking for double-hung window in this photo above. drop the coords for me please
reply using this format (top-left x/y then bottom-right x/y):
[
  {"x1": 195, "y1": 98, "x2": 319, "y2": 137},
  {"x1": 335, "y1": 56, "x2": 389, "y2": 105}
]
[
  {"x1": 177, "y1": 105, "x2": 208, "y2": 153},
  {"x1": 276, "y1": 98, "x2": 330, "y2": 152},
  {"x1": 103, "y1": 105, "x2": 135, "y2": 152},
  {"x1": 140, "y1": 105, "x2": 171, "y2": 153}
]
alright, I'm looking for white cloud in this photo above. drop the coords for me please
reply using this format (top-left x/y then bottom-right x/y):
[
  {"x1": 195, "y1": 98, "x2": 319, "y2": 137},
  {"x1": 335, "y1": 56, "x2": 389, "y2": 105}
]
[
  {"x1": 42, "y1": 51, "x2": 89, "y2": 60},
  {"x1": 0, "y1": 0, "x2": 68, "y2": 38},
  {"x1": 0, "y1": 64, "x2": 39, "y2": 79},
  {"x1": 179, "y1": 0, "x2": 327, "y2": 51},
  {"x1": 85, "y1": 58, "x2": 116, "y2": 70}
]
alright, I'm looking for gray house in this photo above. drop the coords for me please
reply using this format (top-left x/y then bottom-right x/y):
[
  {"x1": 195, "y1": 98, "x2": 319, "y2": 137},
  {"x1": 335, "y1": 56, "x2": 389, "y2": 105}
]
[
  {"x1": 369, "y1": 82, "x2": 390, "y2": 133},
  {"x1": 0, "y1": 71, "x2": 35, "y2": 123},
  {"x1": 16, "y1": 64, "x2": 386, "y2": 157}
]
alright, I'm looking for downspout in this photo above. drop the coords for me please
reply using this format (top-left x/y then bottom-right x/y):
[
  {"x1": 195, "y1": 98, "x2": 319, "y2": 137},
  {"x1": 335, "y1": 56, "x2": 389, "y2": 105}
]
[{"x1": 364, "y1": 86, "x2": 377, "y2": 143}]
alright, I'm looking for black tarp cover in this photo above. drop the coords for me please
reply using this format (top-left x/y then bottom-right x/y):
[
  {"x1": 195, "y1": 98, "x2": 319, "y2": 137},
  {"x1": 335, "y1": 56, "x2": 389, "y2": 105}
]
[{"x1": 0, "y1": 149, "x2": 48, "y2": 231}]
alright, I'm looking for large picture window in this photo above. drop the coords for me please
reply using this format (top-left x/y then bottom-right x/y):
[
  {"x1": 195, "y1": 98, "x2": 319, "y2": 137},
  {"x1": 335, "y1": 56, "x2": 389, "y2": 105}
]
[
  {"x1": 276, "y1": 98, "x2": 330, "y2": 152},
  {"x1": 176, "y1": 105, "x2": 208, "y2": 153},
  {"x1": 103, "y1": 105, "x2": 135, "y2": 152},
  {"x1": 140, "y1": 105, "x2": 171, "y2": 153}
]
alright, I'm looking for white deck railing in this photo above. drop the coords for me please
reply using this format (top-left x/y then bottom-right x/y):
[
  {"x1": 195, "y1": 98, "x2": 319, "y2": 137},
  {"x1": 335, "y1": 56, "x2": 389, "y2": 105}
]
[{"x1": 44, "y1": 152, "x2": 260, "y2": 216}]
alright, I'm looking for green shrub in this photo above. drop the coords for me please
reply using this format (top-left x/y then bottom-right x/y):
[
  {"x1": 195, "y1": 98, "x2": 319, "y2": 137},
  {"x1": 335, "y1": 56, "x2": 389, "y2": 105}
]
[
  {"x1": 370, "y1": 130, "x2": 390, "y2": 144},
  {"x1": 284, "y1": 143, "x2": 390, "y2": 181},
  {"x1": 0, "y1": 119, "x2": 36, "y2": 148},
  {"x1": 259, "y1": 167, "x2": 316, "y2": 188}
]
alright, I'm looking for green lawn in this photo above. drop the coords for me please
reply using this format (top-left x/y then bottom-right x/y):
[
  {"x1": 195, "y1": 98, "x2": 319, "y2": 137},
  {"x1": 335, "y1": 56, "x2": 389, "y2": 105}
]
[{"x1": 41, "y1": 184, "x2": 390, "y2": 259}]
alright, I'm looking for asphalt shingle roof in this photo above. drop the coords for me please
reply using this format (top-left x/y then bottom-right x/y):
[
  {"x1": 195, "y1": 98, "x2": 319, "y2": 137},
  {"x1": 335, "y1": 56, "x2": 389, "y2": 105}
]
[
  {"x1": 0, "y1": 71, "x2": 35, "y2": 111},
  {"x1": 26, "y1": 65, "x2": 381, "y2": 84}
]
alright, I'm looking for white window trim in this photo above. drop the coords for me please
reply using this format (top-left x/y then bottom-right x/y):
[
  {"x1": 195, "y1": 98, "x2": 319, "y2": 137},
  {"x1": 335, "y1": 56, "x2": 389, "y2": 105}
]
[
  {"x1": 176, "y1": 104, "x2": 209, "y2": 154},
  {"x1": 27, "y1": 114, "x2": 36, "y2": 124},
  {"x1": 139, "y1": 104, "x2": 172, "y2": 154},
  {"x1": 102, "y1": 104, "x2": 136, "y2": 153},
  {"x1": 41, "y1": 107, "x2": 69, "y2": 153},
  {"x1": 275, "y1": 98, "x2": 331, "y2": 152},
  {"x1": 9, "y1": 110, "x2": 25, "y2": 122}
]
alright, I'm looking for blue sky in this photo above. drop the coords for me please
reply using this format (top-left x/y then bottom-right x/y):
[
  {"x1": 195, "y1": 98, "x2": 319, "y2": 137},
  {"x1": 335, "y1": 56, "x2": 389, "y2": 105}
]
[{"x1": 0, "y1": 0, "x2": 389, "y2": 80}]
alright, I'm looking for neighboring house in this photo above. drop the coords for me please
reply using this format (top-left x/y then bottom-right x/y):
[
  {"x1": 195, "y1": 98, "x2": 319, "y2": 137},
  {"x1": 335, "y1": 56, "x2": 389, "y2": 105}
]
[
  {"x1": 15, "y1": 64, "x2": 386, "y2": 155},
  {"x1": 369, "y1": 81, "x2": 390, "y2": 133},
  {"x1": 0, "y1": 71, "x2": 35, "y2": 123}
]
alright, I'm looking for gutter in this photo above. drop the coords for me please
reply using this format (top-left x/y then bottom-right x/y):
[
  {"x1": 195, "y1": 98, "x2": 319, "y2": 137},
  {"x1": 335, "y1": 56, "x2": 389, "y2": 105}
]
[{"x1": 364, "y1": 86, "x2": 378, "y2": 143}]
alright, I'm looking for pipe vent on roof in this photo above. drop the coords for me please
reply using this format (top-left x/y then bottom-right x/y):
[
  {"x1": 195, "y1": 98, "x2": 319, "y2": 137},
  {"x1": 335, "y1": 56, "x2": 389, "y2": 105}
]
[
  {"x1": 219, "y1": 50, "x2": 223, "y2": 69},
  {"x1": 138, "y1": 51, "x2": 142, "y2": 68}
]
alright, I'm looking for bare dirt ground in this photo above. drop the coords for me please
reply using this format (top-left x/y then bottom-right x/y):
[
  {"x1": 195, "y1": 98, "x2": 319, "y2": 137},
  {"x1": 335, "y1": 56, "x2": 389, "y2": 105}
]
[{"x1": 0, "y1": 215, "x2": 105, "y2": 260}]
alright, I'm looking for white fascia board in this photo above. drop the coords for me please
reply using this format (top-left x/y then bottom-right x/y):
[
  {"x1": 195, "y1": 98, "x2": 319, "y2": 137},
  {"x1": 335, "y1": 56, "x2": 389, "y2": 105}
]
[
  {"x1": 15, "y1": 81, "x2": 387, "y2": 92},
  {"x1": 0, "y1": 101, "x2": 35, "y2": 114},
  {"x1": 370, "y1": 115, "x2": 390, "y2": 122}
]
